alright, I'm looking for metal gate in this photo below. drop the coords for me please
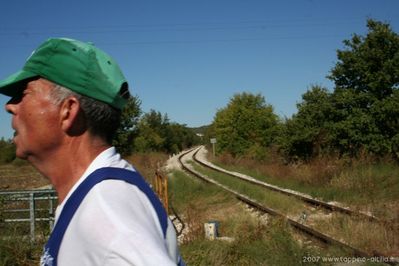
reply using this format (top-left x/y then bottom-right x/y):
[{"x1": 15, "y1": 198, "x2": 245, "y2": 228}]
[{"x1": 0, "y1": 189, "x2": 57, "y2": 242}]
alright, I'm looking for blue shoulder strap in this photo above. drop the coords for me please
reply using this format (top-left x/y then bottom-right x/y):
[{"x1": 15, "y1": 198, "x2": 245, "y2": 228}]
[{"x1": 41, "y1": 167, "x2": 168, "y2": 266}]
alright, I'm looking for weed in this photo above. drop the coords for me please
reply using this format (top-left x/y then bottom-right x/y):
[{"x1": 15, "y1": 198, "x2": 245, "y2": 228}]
[
  {"x1": 212, "y1": 152, "x2": 399, "y2": 218},
  {"x1": 169, "y1": 169, "x2": 359, "y2": 265},
  {"x1": 0, "y1": 225, "x2": 46, "y2": 265},
  {"x1": 125, "y1": 152, "x2": 169, "y2": 183}
]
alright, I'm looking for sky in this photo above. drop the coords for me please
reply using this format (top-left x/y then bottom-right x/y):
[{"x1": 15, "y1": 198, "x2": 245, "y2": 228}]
[{"x1": 0, "y1": 0, "x2": 398, "y2": 139}]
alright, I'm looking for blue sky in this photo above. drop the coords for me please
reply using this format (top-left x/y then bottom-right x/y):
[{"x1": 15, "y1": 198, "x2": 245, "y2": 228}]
[{"x1": 0, "y1": 0, "x2": 398, "y2": 139}]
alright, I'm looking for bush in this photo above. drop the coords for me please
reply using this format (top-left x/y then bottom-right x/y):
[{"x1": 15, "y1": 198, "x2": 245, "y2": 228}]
[{"x1": 0, "y1": 139, "x2": 15, "y2": 165}]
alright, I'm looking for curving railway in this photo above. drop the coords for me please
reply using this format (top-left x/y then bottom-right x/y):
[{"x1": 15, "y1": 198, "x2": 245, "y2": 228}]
[{"x1": 177, "y1": 146, "x2": 398, "y2": 266}]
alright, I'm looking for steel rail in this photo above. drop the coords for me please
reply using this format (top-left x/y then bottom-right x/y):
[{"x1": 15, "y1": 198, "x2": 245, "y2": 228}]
[
  {"x1": 178, "y1": 147, "x2": 398, "y2": 266},
  {"x1": 193, "y1": 146, "x2": 383, "y2": 223}
]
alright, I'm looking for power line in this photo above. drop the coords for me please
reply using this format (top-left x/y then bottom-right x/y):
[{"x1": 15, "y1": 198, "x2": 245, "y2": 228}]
[{"x1": 0, "y1": 17, "x2": 381, "y2": 36}]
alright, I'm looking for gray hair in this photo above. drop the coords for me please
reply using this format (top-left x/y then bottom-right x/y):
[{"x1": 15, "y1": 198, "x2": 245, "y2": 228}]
[{"x1": 50, "y1": 83, "x2": 121, "y2": 143}]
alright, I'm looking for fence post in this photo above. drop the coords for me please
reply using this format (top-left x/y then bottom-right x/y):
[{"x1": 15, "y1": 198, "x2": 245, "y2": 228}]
[
  {"x1": 29, "y1": 192, "x2": 35, "y2": 242},
  {"x1": 154, "y1": 171, "x2": 168, "y2": 213},
  {"x1": 48, "y1": 193, "x2": 54, "y2": 230},
  {"x1": 163, "y1": 174, "x2": 168, "y2": 212}
]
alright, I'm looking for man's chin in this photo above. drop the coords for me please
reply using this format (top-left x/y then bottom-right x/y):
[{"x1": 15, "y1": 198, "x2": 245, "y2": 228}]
[{"x1": 15, "y1": 150, "x2": 28, "y2": 161}]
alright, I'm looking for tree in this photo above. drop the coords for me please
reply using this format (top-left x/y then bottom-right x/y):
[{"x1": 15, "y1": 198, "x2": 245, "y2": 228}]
[
  {"x1": 212, "y1": 92, "x2": 280, "y2": 158},
  {"x1": 327, "y1": 19, "x2": 399, "y2": 157},
  {"x1": 164, "y1": 123, "x2": 200, "y2": 154},
  {"x1": 113, "y1": 96, "x2": 142, "y2": 156},
  {"x1": 328, "y1": 19, "x2": 399, "y2": 100},
  {"x1": 281, "y1": 85, "x2": 333, "y2": 160},
  {"x1": 133, "y1": 110, "x2": 166, "y2": 152},
  {"x1": 133, "y1": 109, "x2": 200, "y2": 154}
]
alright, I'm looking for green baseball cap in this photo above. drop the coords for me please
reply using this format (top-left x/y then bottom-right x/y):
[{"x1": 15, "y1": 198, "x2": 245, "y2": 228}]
[{"x1": 0, "y1": 38, "x2": 130, "y2": 110}]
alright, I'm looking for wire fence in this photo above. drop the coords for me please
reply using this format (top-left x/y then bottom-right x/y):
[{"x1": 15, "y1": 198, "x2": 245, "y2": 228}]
[
  {"x1": 0, "y1": 189, "x2": 57, "y2": 242},
  {"x1": 0, "y1": 173, "x2": 184, "y2": 242}
]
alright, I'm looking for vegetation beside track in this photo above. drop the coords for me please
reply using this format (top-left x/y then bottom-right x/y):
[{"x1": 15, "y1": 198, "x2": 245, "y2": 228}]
[
  {"x1": 168, "y1": 169, "x2": 378, "y2": 265},
  {"x1": 211, "y1": 152, "x2": 399, "y2": 220},
  {"x1": 207, "y1": 152, "x2": 399, "y2": 258}
]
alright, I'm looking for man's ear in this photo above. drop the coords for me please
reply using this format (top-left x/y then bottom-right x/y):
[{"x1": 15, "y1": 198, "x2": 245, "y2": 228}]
[{"x1": 59, "y1": 96, "x2": 84, "y2": 135}]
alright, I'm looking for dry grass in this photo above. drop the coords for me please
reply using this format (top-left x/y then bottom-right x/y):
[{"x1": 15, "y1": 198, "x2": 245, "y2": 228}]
[
  {"x1": 124, "y1": 152, "x2": 169, "y2": 183},
  {"x1": 0, "y1": 152, "x2": 170, "y2": 191},
  {"x1": 191, "y1": 162, "x2": 307, "y2": 217},
  {"x1": 0, "y1": 163, "x2": 49, "y2": 190},
  {"x1": 217, "y1": 152, "x2": 343, "y2": 185},
  {"x1": 168, "y1": 170, "x2": 326, "y2": 265},
  {"x1": 314, "y1": 213, "x2": 399, "y2": 257},
  {"x1": 212, "y1": 151, "x2": 399, "y2": 258}
]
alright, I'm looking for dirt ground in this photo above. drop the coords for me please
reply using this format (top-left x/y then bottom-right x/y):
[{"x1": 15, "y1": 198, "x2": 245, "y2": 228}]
[
  {"x1": 0, "y1": 163, "x2": 50, "y2": 190},
  {"x1": 0, "y1": 151, "x2": 173, "y2": 191},
  {"x1": 0, "y1": 149, "x2": 199, "y2": 190}
]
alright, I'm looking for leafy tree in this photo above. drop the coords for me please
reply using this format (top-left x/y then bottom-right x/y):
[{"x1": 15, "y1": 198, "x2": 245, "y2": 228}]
[
  {"x1": 279, "y1": 19, "x2": 399, "y2": 160},
  {"x1": 113, "y1": 96, "x2": 142, "y2": 156},
  {"x1": 212, "y1": 92, "x2": 280, "y2": 158},
  {"x1": 133, "y1": 109, "x2": 200, "y2": 154},
  {"x1": 281, "y1": 85, "x2": 333, "y2": 160},
  {"x1": 328, "y1": 19, "x2": 399, "y2": 100},
  {"x1": 164, "y1": 123, "x2": 199, "y2": 154},
  {"x1": 133, "y1": 110, "x2": 166, "y2": 152},
  {"x1": 327, "y1": 19, "x2": 399, "y2": 157}
]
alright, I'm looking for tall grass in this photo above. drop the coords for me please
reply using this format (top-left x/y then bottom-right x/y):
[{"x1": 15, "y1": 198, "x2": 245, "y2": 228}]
[
  {"x1": 0, "y1": 225, "x2": 47, "y2": 265},
  {"x1": 190, "y1": 162, "x2": 306, "y2": 217},
  {"x1": 210, "y1": 152, "x2": 399, "y2": 257},
  {"x1": 125, "y1": 151, "x2": 169, "y2": 183},
  {"x1": 314, "y1": 213, "x2": 398, "y2": 256},
  {"x1": 168, "y1": 170, "x2": 356, "y2": 265},
  {"x1": 213, "y1": 153, "x2": 399, "y2": 216}
]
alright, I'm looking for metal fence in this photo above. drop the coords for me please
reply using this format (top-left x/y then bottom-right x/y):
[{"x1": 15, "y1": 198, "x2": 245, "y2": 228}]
[{"x1": 0, "y1": 189, "x2": 57, "y2": 242}]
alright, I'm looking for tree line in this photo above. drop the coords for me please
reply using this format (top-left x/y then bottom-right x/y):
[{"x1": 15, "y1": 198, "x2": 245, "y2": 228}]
[
  {"x1": 207, "y1": 19, "x2": 399, "y2": 162},
  {"x1": 0, "y1": 97, "x2": 201, "y2": 164},
  {"x1": 113, "y1": 100, "x2": 201, "y2": 156}
]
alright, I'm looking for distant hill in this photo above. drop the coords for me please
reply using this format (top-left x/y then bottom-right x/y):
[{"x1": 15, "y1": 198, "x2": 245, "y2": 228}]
[{"x1": 189, "y1": 125, "x2": 210, "y2": 135}]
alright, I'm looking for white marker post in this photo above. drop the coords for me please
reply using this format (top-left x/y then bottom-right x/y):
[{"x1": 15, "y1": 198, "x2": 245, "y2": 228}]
[{"x1": 210, "y1": 138, "x2": 217, "y2": 157}]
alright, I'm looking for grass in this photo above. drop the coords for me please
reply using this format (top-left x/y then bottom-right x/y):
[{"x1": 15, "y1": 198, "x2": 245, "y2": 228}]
[
  {"x1": 1, "y1": 150, "x2": 396, "y2": 264},
  {"x1": 0, "y1": 225, "x2": 48, "y2": 266},
  {"x1": 0, "y1": 163, "x2": 48, "y2": 190},
  {"x1": 167, "y1": 169, "x2": 371, "y2": 265},
  {"x1": 125, "y1": 151, "x2": 169, "y2": 183},
  {"x1": 211, "y1": 153, "x2": 399, "y2": 220},
  {"x1": 190, "y1": 160, "x2": 399, "y2": 256},
  {"x1": 207, "y1": 151, "x2": 399, "y2": 258},
  {"x1": 189, "y1": 162, "x2": 307, "y2": 218},
  {"x1": 180, "y1": 219, "x2": 321, "y2": 266},
  {"x1": 0, "y1": 151, "x2": 169, "y2": 190},
  {"x1": 313, "y1": 213, "x2": 399, "y2": 256}
]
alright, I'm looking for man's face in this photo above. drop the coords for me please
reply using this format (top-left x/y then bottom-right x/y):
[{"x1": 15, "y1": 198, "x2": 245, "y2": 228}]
[{"x1": 5, "y1": 78, "x2": 63, "y2": 161}]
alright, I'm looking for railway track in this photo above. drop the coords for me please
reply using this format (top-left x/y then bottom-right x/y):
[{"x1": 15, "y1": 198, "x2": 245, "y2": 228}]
[
  {"x1": 177, "y1": 147, "x2": 398, "y2": 266},
  {"x1": 193, "y1": 146, "x2": 381, "y2": 223}
]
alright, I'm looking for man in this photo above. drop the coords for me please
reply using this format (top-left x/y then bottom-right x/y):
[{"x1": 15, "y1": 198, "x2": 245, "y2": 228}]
[{"x1": 0, "y1": 38, "x2": 183, "y2": 266}]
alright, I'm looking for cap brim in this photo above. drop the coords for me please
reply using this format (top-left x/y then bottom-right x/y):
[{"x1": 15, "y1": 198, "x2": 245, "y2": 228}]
[{"x1": 0, "y1": 70, "x2": 38, "y2": 97}]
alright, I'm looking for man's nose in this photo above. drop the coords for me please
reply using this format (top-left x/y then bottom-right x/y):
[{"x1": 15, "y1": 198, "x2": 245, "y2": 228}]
[
  {"x1": 5, "y1": 92, "x2": 24, "y2": 114},
  {"x1": 5, "y1": 100, "x2": 17, "y2": 115}
]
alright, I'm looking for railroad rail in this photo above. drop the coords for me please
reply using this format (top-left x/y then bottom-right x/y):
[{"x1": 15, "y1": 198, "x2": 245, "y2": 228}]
[
  {"x1": 192, "y1": 146, "x2": 382, "y2": 223},
  {"x1": 178, "y1": 147, "x2": 398, "y2": 266}
]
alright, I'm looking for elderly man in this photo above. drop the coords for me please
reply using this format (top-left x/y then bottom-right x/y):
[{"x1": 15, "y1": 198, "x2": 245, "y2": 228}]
[{"x1": 0, "y1": 38, "x2": 183, "y2": 266}]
